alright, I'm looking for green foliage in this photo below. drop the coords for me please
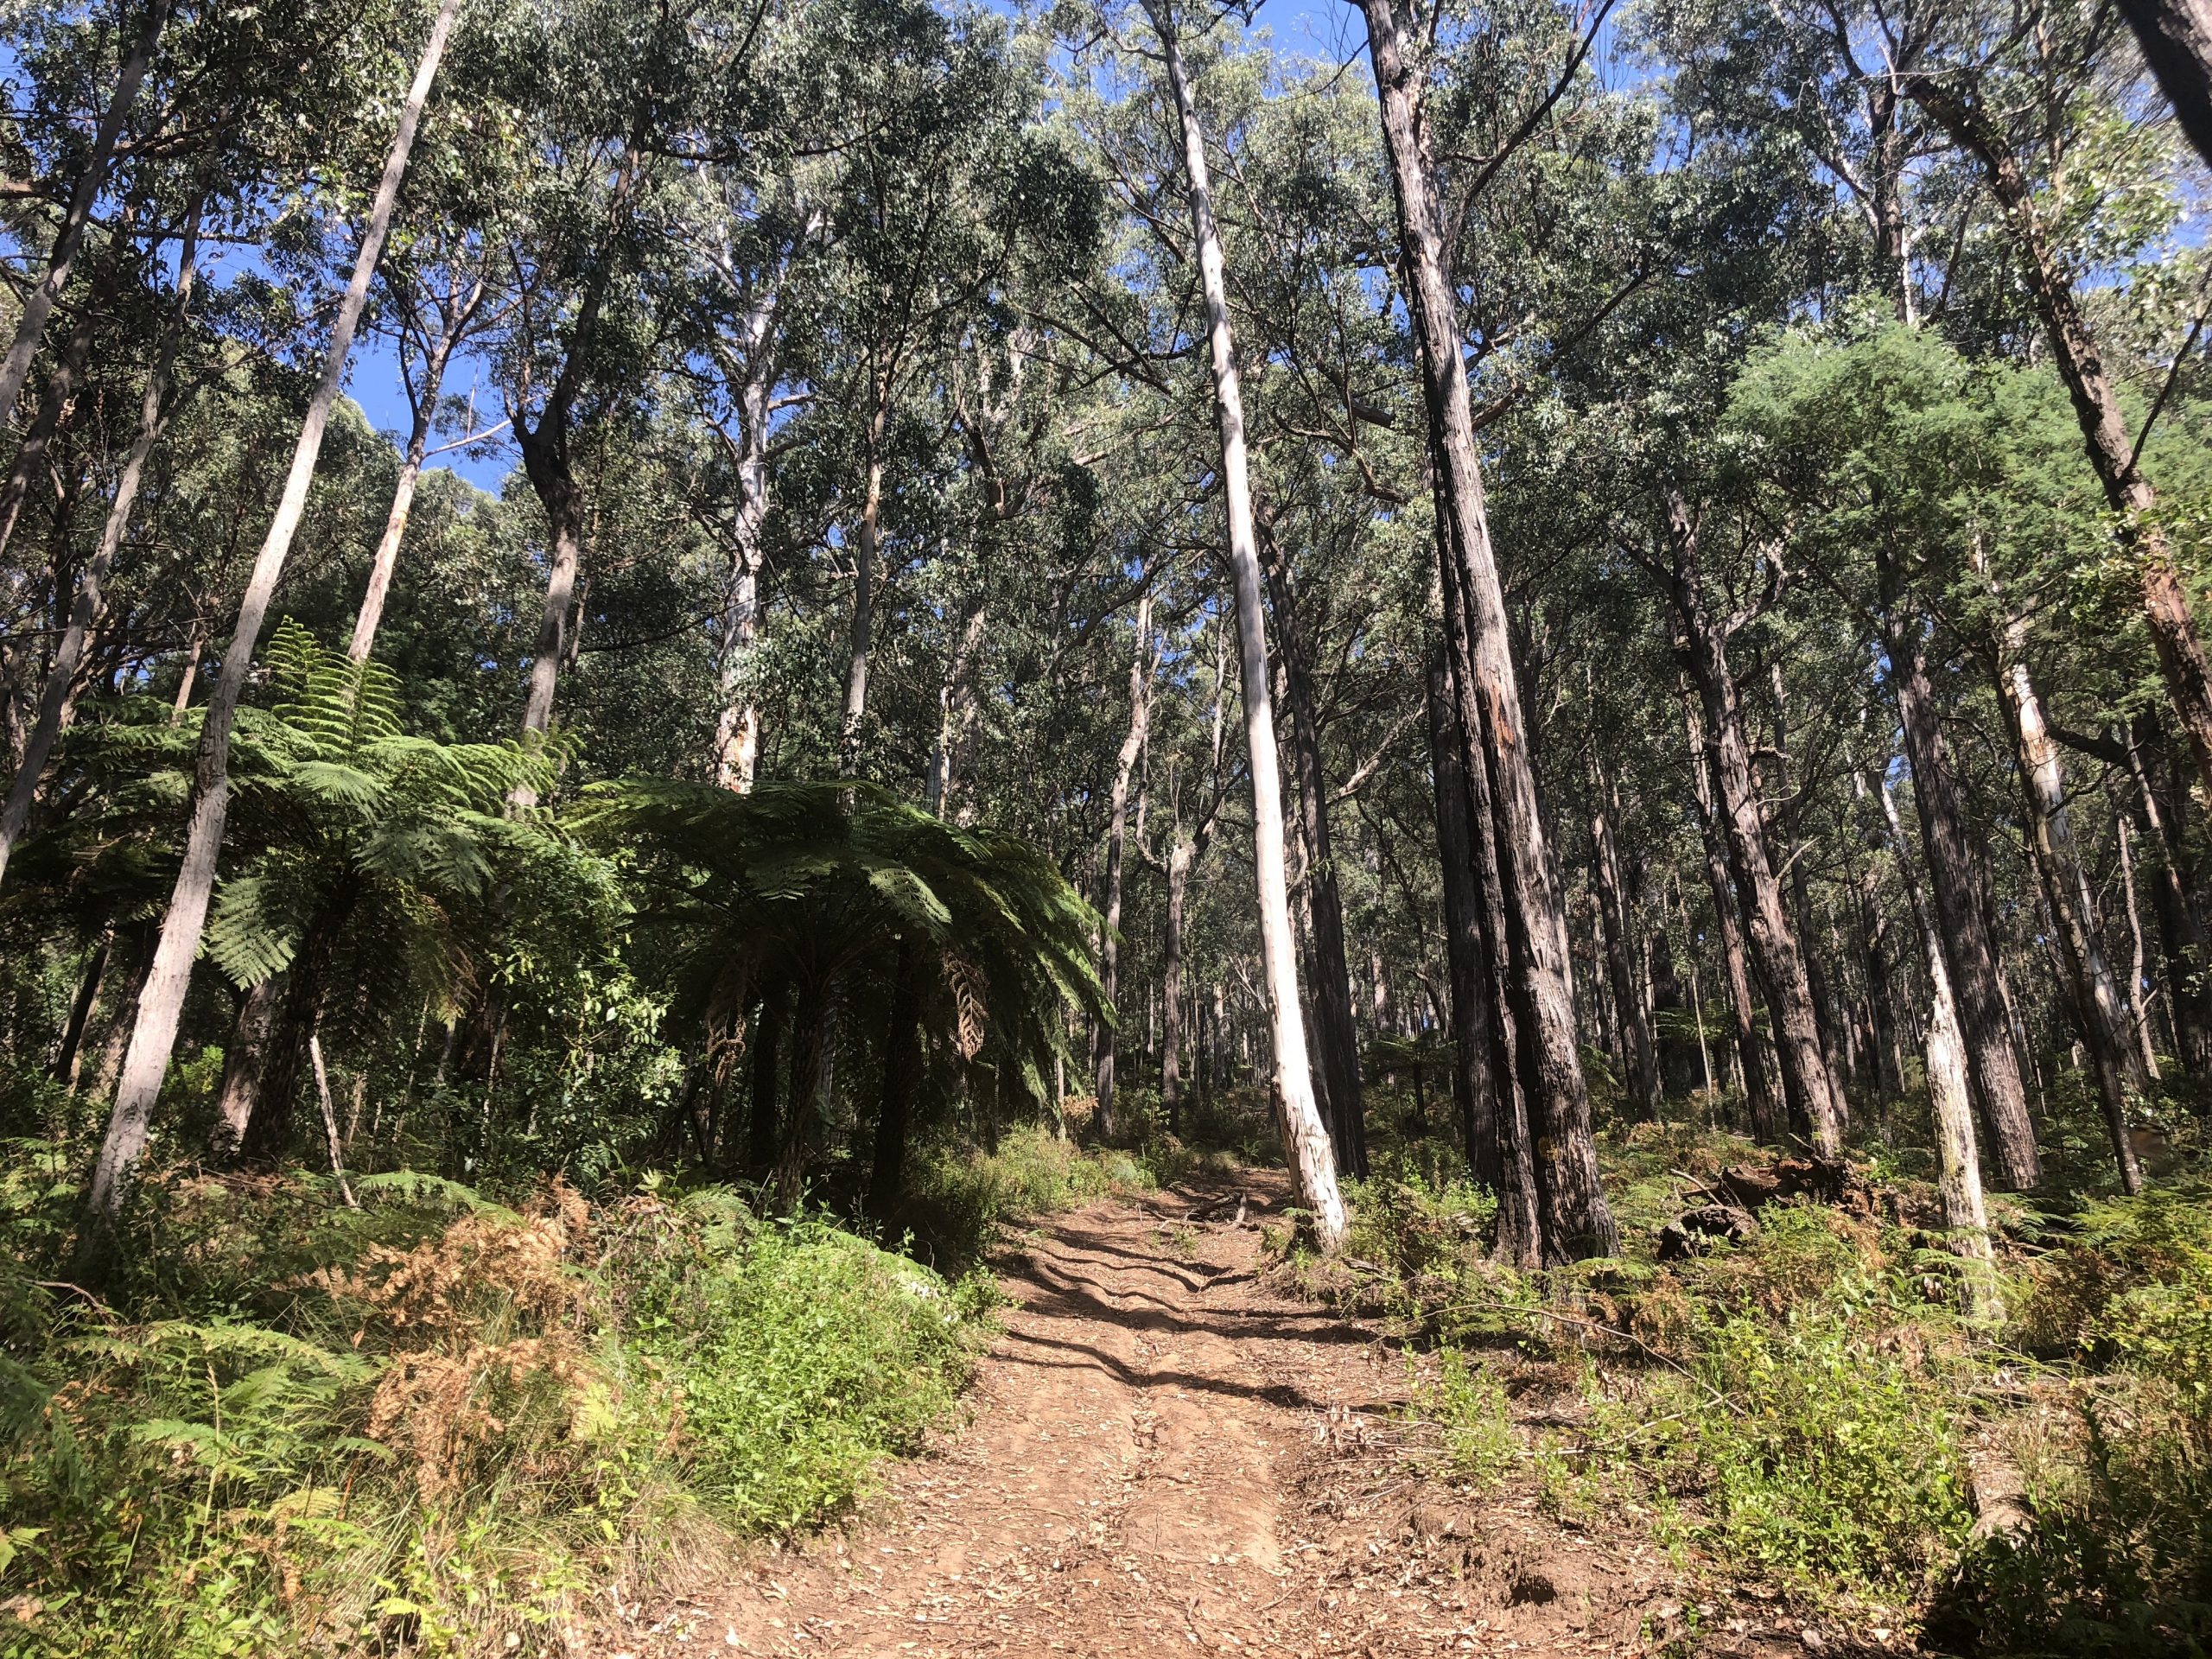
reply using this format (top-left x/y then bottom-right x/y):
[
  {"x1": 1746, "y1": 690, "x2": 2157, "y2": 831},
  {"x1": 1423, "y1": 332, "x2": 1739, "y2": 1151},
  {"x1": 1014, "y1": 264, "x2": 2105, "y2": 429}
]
[
  {"x1": 1343, "y1": 1147, "x2": 1500, "y2": 1305},
  {"x1": 572, "y1": 779, "x2": 1105, "y2": 1120},
  {"x1": 903, "y1": 1123, "x2": 1146, "y2": 1266},
  {"x1": 620, "y1": 1198, "x2": 994, "y2": 1532},
  {"x1": 1936, "y1": 1182, "x2": 2212, "y2": 1655},
  {"x1": 1418, "y1": 1349, "x2": 1521, "y2": 1490},
  {"x1": 0, "y1": 1170, "x2": 988, "y2": 1656}
]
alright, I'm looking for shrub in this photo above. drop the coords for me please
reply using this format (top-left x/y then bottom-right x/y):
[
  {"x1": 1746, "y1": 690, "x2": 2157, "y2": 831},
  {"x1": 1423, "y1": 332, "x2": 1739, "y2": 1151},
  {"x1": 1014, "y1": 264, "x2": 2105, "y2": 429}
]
[
  {"x1": 902, "y1": 1124, "x2": 1146, "y2": 1263},
  {"x1": 1674, "y1": 1308, "x2": 1971, "y2": 1594},
  {"x1": 619, "y1": 1199, "x2": 994, "y2": 1532},
  {"x1": 0, "y1": 1170, "x2": 989, "y2": 1656},
  {"x1": 1935, "y1": 1182, "x2": 2212, "y2": 1654},
  {"x1": 1420, "y1": 1349, "x2": 1521, "y2": 1489}
]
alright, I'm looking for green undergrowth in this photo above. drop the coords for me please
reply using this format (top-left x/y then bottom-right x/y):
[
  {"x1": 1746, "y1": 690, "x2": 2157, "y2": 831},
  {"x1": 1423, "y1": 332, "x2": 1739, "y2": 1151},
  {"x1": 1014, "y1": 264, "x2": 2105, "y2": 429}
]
[
  {"x1": 902, "y1": 1114, "x2": 1249, "y2": 1268},
  {"x1": 901, "y1": 1123, "x2": 1150, "y2": 1265},
  {"x1": 1322, "y1": 1118, "x2": 2212, "y2": 1653},
  {"x1": 0, "y1": 1151, "x2": 995, "y2": 1656}
]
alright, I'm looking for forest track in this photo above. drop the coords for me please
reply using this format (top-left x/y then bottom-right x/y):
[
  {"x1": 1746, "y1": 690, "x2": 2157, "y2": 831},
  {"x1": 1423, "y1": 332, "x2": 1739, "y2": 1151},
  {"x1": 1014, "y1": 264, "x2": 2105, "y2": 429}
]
[{"x1": 605, "y1": 1176, "x2": 1696, "y2": 1659}]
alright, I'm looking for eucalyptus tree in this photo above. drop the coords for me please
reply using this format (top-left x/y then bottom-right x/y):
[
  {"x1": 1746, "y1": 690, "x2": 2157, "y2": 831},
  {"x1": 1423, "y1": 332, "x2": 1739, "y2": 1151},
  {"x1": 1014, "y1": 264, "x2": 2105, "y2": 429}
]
[
  {"x1": 810, "y1": 3, "x2": 1052, "y2": 781},
  {"x1": 0, "y1": 0, "x2": 172, "y2": 421},
  {"x1": 1707, "y1": 0, "x2": 2212, "y2": 810},
  {"x1": 486, "y1": 0, "x2": 699, "y2": 753},
  {"x1": 0, "y1": 194, "x2": 205, "y2": 894},
  {"x1": 1115, "y1": 0, "x2": 1347, "y2": 1246},
  {"x1": 83, "y1": 0, "x2": 462, "y2": 1238},
  {"x1": 1355, "y1": 0, "x2": 1620, "y2": 1255}
]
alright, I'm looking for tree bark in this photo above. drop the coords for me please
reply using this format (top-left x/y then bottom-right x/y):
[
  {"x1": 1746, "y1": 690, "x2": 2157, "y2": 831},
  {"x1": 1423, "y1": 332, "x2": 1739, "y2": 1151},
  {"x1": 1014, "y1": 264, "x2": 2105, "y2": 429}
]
[
  {"x1": 2113, "y1": 810, "x2": 2165, "y2": 1081},
  {"x1": 2123, "y1": 715, "x2": 2212, "y2": 1074},
  {"x1": 2118, "y1": 0, "x2": 2212, "y2": 171},
  {"x1": 1996, "y1": 641, "x2": 2142, "y2": 1190},
  {"x1": 0, "y1": 296, "x2": 99, "y2": 571},
  {"x1": 1590, "y1": 782, "x2": 1660, "y2": 1120},
  {"x1": 927, "y1": 604, "x2": 988, "y2": 817},
  {"x1": 1878, "y1": 772, "x2": 2001, "y2": 1319},
  {"x1": 838, "y1": 412, "x2": 887, "y2": 779},
  {"x1": 1857, "y1": 864, "x2": 1906, "y2": 1101},
  {"x1": 0, "y1": 0, "x2": 168, "y2": 420},
  {"x1": 209, "y1": 977, "x2": 279, "y2": 1159},
  {"x1": 50, "y1": 928, "x2": 112, "y2": 1087},
  {"x1": 0, "y1": 194, "x2": 203, "y2": 894},
  {"x1": 1427, "y1": 654, "x2": 1540, "y2": 1267},
  {"x1": 1260, "y1": 518, "x2": 1366, "y2": 1175},
  {"x1": 1161, "y1": 838, "x2": 1191, "y2": 1124},
  {"x1": 1150, "y1": 0, "x2": 1346, "y2": 1249},
  {"x1": 510, "y1": 122, "x2": 651, "y2": 781},
  {"x1": 1883, "y1": 609, "x2": 2043, "y2": 1189},
  {"x1": 1093, "y1": 595, "x2": 1150, "y2": 1135},
  {"x1": 747, "y1": 977, "x2": 788, "y2": 1179},
  {"x1": 1909, "y1": 74, "x2": 2212, "y2": 806},
  {"x1": 1687, "y1": 700, "x2": 1781, "y2": 1143},
  {"x1": 1667, "y1": 504, "x2": 1842, "y2": 1154},
  {"x1": 1359, "y1": 0, "x2": 1612, "y2": 1258},
  {"x1": 868, "y1": 944, "x2": 924, "y2": 1223},
  {"x1": 708, "y1": 290, "x2": 779, "y2": 790},
  {"x1": 82, "y1": 0, "x2": 460, "y2": 1237}
]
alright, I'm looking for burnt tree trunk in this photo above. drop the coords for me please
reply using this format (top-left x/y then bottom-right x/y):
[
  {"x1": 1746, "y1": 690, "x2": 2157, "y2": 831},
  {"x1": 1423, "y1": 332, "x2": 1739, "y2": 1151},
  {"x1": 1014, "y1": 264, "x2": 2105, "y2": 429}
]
[{"x1": 1427, "y1": 653, "x2": 1540, "y2": 1267}]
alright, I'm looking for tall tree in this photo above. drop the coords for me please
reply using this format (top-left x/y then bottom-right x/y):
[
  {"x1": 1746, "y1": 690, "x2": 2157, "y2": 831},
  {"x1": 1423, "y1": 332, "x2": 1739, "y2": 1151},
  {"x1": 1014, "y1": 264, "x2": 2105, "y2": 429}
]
[
  {"x1": 1146, "y1": 0, "x2": 1346, "y2": 1249},
  {"x1": 82, "y1": 0, "x2": 461, "y2": 1236}
]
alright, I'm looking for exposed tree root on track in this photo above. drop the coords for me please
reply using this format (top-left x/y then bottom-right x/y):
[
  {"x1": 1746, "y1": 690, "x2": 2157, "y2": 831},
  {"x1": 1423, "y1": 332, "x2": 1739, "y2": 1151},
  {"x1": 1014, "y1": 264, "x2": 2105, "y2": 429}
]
[{"x1": 602, "y1": 1178, "x2": 1743, "y2": 1658}]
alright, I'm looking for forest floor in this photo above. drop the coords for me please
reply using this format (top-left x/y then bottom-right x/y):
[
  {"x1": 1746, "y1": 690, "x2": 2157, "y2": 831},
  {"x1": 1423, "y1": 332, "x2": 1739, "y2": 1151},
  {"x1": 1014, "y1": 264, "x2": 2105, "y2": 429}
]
[{"x1": 589, "y1": 1173, "x2": 1821, "y2": 1659}]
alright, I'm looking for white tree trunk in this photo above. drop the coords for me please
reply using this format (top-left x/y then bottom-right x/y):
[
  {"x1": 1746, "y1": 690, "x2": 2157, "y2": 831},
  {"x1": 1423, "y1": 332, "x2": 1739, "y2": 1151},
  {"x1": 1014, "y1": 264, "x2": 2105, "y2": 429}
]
[
  {"x1": 350, "y1": 290, "x2": 479, "y2": 662},
  {"x1": 838, "y1": 446, "x2": 885, "y2": 779},
  {"x1": 0, "y1": 0, "x2": 168, "y2": 418},
  {"x1": 0, "y1": 193, "x2": 203, "y2": 893},
  {"x1": 1150, "y1": 1, "x2": 1345, "y2": 1249},
  {"x1": 711, "y1": 293, "x2": 779, "y2": 790},
  {"x1": 83, "y1": 0, "x2": 460, "y2": 1231},
  {"x1": 1878, "y1": 773, "x2": 2000, "y2": 1320}
]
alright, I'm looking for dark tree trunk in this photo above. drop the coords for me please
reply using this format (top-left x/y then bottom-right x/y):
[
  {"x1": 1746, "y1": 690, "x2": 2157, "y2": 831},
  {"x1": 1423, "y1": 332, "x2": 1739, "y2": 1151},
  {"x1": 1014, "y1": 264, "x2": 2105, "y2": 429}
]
[
  {"x1": 2122, "y1": 715, "x2": 2212, "y2": 1077},
  {"x1": 1667, "y1": 503, "x2": 1842, "y2": 1154},
  {"x1": 209, "y1": 977, "x2": 280, "y2": 1158},
  {"x1": 1591, "y1": 790, "x2": 1660, "y2": 1120},
  {"x1": 1261, "y1": 522, "x2": 1367, "y2": 1175},
  {"x1": 1648, "y1": 914, "x2": 1696, "y2": 1098},
  {"x1": 237, "y1": 893, "x2": 358, "y2": 1166},
  {"x1": 747, "y1": 979, "x2": 789, "y2": 1179},
  {"x1": 868, "y1": 945, "x2": 924, "y2": 1224},
  {"x1": 776, "y1": 981, "x2": 827, "y2": 1211},
  {"x1": 50, "y1": 930, "x2": 112, "y2": 1086},
  {"x1": 1858, "y1": 867, "x2": 1906, "y2": 1100},
  {"x1": 1361, "y1": 0, "x2": 1613, "y2": 1259},
  {"x1": 1682, "y1": 687, "x2": 1783, "y2": 1141},
  {"x1": 1427, "y1": 654, "x2": 1540, "y2": 1266},
  {"x1": 2121, "y1": 0, "x2": 2212, "y2": 169},
  {"x1": 1884, "y1": 613, "x2": 2042, "y2": 1189}
]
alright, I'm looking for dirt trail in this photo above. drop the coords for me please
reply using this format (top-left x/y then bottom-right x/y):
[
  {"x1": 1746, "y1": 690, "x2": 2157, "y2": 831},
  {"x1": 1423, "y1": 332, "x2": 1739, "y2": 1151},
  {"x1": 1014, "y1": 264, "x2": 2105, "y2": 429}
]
[{"x1": 612, "y1": 1178, "x2": 1691, "y2": 1658}]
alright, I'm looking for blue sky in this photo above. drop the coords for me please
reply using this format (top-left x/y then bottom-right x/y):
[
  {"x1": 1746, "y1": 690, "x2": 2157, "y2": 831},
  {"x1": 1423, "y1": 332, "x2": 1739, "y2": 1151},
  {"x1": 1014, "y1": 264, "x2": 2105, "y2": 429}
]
[{"x1": 335, "y1": 0, "x2": 1369, "y2": 496}]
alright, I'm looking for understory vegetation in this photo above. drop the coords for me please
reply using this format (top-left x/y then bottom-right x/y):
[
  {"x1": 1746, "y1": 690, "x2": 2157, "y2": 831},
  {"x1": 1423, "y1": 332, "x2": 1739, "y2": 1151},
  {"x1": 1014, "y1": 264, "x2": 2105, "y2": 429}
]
[
  {"x1": 0, "y1": 1154, "x2": 1018, "y2": 1656},
  {"x1": 1319, "y1": 1101, "x2": 2212, "y2": 1654},
  {"x1": 7, "y1": 0, "x2": 2212, "y2": 1649}
]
